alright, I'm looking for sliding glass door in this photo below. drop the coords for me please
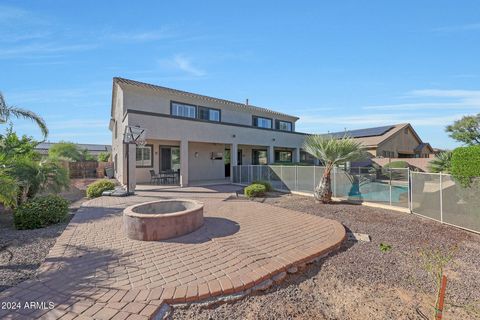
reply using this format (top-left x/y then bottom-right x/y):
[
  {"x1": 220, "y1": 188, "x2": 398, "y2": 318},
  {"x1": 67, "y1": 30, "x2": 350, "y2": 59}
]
[{"x1": 159, "y1": 146, "x2": 180, "y2": 171}]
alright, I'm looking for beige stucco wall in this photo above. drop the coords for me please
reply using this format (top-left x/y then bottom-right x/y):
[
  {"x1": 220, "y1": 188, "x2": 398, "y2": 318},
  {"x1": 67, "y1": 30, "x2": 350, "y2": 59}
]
[
  {"x1": 376, "y1": 127, "x2": 422, "y2": 157},
  {"x1": 188, "y1": 142, "x2": 226, "y2": 182},
  {"x1": 122, "y1": 85, "x2": 297, "y2": 128},
  {"x1": 111, "y1": 85, "x2": 129, "y2": 184},
  {"x1": 127, "y1": 113, "x2": 305, "y2": 148}
]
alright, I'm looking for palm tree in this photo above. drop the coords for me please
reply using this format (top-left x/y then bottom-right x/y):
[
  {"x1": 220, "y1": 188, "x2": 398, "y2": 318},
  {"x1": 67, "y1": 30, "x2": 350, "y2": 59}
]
[
  {"x1": 303, "y1": 134, "x2": 366, "y2": 203},
  {"x1": 427, "y1": 151, "x2": 452, "y2": 173},
  {"x1": 0, "y1": 92, "x2": 48, "y2": 138}
]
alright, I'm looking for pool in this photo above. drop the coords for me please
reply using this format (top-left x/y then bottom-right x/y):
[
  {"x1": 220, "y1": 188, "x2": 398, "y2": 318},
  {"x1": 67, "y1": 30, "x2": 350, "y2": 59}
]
[{"x1": 336, "y1": 182, "x2": 408, "y2": 203}]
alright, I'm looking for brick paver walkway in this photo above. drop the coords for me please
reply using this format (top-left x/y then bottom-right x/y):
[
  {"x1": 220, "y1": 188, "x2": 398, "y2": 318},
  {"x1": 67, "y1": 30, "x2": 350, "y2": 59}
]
[{"x1": 0, "y1": 185, "x2": 345, "y2": 319}]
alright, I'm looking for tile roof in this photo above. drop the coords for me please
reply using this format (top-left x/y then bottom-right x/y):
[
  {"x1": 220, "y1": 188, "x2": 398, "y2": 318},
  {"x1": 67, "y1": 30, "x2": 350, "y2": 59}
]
[{"x1": 113, "y1": 77, "x2": 299, "y2": 120}]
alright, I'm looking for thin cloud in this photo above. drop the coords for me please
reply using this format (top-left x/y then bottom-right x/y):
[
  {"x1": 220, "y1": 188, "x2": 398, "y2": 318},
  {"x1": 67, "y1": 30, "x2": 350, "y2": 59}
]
[
  {"x1": 433, "y1": 23, "x2": 480, "y2": 32},
  {"x1": 0, "y1": 43, "x2": 97, "y2": 59},
  {"x1": 364, "y1": 89, "x2": 480, "y2": 111},
  {"x1": 158, "y1": 54, "x2": 206, "y2": 77},
  {"x1": 173, "y1": 55, "x2": 206, "y2": 76},
  {"x1": 107, "y1": 28, "x2": 177, "y2": 42},
  {"x1": 0, "y1": 5, "x2": 30, "y2": 22},
  {"x1": 297, "y1": 113, "x2": 461, "y2": 128}
]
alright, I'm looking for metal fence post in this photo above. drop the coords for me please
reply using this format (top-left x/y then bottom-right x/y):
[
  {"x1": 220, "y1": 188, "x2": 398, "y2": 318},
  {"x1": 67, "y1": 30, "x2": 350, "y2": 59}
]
[
  {"x1": 295, "y1": 165, "x2": 298, "y2": 191},
  {"x1": 389, "y1": 168, "x2": 392, "y2": 206},
  {"x1": 407, "y1": 168, "x2": 411, "y2": 212},
  {"x1": 333, "y1": 167, "x2": 337, "y2": 197},
  {"x1": 280, "y1": 165, "x2": 284, "y2": 190},
  {"x1": 439, "y1": 172, "x2": 443, "y2": 223}
]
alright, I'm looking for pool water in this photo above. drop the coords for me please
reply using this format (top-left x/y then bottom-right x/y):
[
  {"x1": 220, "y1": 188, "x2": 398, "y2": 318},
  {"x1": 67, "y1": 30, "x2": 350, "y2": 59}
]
[{"x1": 336, "y1": 182, "x2": 408, "y2": 203}]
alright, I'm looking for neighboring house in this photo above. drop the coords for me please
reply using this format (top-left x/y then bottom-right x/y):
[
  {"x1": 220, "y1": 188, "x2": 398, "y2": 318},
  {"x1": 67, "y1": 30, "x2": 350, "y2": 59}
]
[
  {"x1": 328, "y1": 123, "x2": 435, "y2": 159},
  {"x1": 109, "y1": 77, "x2": 309, "y2": 188},
  {"x1": 35, "y1": 142, "x2": 112, "y2": 157}
]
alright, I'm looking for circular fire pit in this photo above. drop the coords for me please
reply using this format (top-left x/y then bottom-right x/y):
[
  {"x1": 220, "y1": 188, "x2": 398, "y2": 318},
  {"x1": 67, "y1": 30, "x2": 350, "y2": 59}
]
[{"x1": 124, "y1": 199, "x2": 204, "y2": 241}]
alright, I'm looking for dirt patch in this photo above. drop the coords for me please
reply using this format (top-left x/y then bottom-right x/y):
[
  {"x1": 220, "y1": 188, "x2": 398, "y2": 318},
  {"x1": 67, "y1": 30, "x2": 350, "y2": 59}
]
[{"x1": 172, "y1": 193, "x2": 480, "y2": 319}]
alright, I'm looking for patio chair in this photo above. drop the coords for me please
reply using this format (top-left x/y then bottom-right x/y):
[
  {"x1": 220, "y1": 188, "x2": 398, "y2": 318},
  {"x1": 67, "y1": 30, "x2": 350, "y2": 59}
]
[{"x1": 149, "y1": 170, "x2": 161, "y2": 184}]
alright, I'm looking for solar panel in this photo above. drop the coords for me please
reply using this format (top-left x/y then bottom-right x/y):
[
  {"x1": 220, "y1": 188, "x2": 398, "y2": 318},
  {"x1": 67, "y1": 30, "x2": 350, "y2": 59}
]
[{"x1": 327, "y1": 125, "x2": 395, "y2": 138}]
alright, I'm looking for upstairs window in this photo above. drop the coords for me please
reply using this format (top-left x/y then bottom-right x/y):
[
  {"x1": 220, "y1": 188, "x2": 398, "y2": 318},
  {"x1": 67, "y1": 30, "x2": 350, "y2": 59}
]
[
  {"x1": 252, "y1": 116, "x2": 272, "y2": 129},
  {"x1": 276, "y1": 120, "x2": 292, "y2": 131},
  {"x1": 198, "y1": 107, "x2": 220, "y2": 122},
  {"x1": 136, "y1": 144, "x2": 153, "y2": 167},
  {"x1": 171, "y1": 102, "x2": 196, "y2": 119}
]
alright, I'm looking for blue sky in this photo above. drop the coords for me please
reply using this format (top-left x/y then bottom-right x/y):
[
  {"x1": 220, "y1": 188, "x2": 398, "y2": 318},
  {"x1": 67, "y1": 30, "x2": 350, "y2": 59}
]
[{"x1": 1, "y1": 1, "x2": 479, "y2": 149}]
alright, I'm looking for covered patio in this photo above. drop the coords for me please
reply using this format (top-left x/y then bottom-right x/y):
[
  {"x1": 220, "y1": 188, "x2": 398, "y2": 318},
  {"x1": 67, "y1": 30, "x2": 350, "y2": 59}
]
[{"x1": 128, "y1": 138, "x2": 305, "y2": 190}]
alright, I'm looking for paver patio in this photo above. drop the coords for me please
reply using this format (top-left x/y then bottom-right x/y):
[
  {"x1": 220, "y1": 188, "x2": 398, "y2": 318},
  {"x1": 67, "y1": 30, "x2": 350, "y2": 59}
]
[{"x1": 0, "y1": 185, "x2": 345, "y2": 320}]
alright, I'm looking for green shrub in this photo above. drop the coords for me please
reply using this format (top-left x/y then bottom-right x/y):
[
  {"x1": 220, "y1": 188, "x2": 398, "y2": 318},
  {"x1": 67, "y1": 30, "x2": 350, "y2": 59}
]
[
  {"x1": 451, "y1": 146, "x2": 480, "y2": 187},
  {"x1": 86, "y1": 179, "x2": 115, "y2": 198},
  {"x1": 244, "y1": 183, "x2": 266, "y2": 198},
  {"x1": 97, "y1": 152, "x2": 111, "y2": 162},
  {"x1": 14, "y1": 195, "x2": 69, "y2": 230},
  {"x1": 383, "y1": 160, "x2": 409, "y2": 169},
  {"x1": 252, "y1": 180, "x2": 272, "y2": 192}
]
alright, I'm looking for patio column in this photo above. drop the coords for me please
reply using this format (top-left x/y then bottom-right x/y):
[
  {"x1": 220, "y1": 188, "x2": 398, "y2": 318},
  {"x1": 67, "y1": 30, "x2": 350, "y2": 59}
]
[
  {"x1": 126, "y1": 144, "x2": 136, "y2": 192},
  {"x1": 268, "y1": 145, "x2": 275, "y2": 164},
  {"x1": 293, "y1": 148, "x2": 300, "y2": 163},
  {"x1": 180, "y1": 139, "x2": 189, "y2": 187},
  {"x1": 230, "y1": 143, "x2": 238, "y2": 182}
]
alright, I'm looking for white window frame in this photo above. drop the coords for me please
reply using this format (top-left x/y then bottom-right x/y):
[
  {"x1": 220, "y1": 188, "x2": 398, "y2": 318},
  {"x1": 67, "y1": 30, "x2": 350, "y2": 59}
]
[{"x1": 136, "y1": 144, "x2": 153, "y2": 168}]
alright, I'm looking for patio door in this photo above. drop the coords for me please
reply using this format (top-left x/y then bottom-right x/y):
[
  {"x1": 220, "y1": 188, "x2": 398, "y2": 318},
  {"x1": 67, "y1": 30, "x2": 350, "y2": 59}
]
[
  {"x1": 159, "y1": 146, "x2": 180, "y2": 171},
  {"x1": 160, "y1": 147, "x2": 171, "y2": 171}
]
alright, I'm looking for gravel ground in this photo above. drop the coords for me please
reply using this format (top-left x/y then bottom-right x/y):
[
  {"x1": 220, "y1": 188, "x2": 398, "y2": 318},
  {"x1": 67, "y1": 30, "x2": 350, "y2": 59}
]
[
  {"x1": 0, "y1": 213, "x2": 71, "y2": 292},
  {"x1": 172, "y1": 193, "x2": 480, "y2": 320},
  {"x1": 0, "y1": 179, "x2": 90, "y2": 292}
]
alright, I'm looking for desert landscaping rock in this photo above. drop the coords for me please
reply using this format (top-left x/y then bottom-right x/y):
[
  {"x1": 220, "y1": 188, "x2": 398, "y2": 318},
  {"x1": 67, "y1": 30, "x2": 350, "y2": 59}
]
[{"x1": 171, "y1": 192, "x2": 480, "y2": 320}]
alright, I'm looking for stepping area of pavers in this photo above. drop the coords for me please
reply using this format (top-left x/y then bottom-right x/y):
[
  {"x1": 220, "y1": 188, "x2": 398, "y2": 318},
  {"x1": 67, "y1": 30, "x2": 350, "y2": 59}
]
[{"x1": 0, "y1": 185, "x2": 345, "y2": 320}]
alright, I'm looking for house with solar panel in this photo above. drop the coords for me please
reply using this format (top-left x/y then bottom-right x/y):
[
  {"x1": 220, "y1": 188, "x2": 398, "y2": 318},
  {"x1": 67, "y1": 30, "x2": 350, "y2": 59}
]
[
  {"x1": 109, "y1": 78, "x2": 434, "y2": 188},
  {"x1": 327, "y1": 123, "x2": 434, "y2": 159}
]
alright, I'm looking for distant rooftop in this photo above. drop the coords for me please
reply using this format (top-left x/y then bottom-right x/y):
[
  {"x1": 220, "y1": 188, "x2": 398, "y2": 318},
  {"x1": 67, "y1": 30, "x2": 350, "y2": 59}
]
[
  {"x1": 327, "y1": 125, "x2": 396, "y2": 139},
  {"x1": 35, "y1": 142, "x2": 111, "y2": 154}
]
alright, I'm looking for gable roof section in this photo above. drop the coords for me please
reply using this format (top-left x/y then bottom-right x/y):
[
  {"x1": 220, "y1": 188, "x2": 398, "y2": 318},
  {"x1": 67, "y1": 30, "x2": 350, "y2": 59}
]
[
  {"x1": 414, "y1": 142, "x2": 434, "y2": 153},
  {"x1": 327, "y1": 123, "x2": 416, "y2": 147},
  {"x1": 327, "y1": 125, "x2": 396, "y2": 139},
  {"x1": 111, "y1": 77, "x2": 299, "y2": 120}
]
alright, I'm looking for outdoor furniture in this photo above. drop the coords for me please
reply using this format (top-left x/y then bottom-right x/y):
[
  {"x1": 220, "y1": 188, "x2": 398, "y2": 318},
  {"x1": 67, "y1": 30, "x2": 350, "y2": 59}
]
[
  {"x1": 160, "y1": 170, "x2": 177, "y2": 184},
  {"x1": 149, "y1": 170, "x2": 161, "y2": 184}
]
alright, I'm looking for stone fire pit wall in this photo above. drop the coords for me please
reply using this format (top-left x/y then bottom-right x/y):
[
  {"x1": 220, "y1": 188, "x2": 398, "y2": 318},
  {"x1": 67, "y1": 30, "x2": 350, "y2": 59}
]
[{"x1": 124, "y1": 199, "x2": 204, "y2": 241}]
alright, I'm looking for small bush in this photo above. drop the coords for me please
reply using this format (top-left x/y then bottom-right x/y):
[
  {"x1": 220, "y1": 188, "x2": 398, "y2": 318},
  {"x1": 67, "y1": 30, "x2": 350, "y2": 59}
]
[
  {"x1": 14, "y1": 195, "x2": 69, "y2": 230},
  {"x1": 244, "y1": 183, "x2": 266, "y2": 198},
  {"x1": 252, "y1": 180, "x2": 272, "y2": 192},
  {"x1": 383, "y1": 160, "x2": 409, "y2": 169},
  {"x1": 451, "y1": 146, "x2": 480, "y2": 187},
  {"x1": 86, "y1": 179, "x2": 115, "y2": 198}
]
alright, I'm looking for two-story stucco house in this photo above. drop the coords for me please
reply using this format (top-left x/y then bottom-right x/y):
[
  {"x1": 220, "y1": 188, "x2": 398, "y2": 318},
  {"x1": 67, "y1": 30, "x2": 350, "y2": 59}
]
[{"x1": 109, "y1": 77, "x2": 309, "y2": 189}]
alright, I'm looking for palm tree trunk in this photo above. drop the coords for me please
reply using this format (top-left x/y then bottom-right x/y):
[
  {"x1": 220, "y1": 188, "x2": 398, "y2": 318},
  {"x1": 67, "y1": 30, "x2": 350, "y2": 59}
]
[{"x1": 314, "y1": 167, "x2": 333, "y2": 203}]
